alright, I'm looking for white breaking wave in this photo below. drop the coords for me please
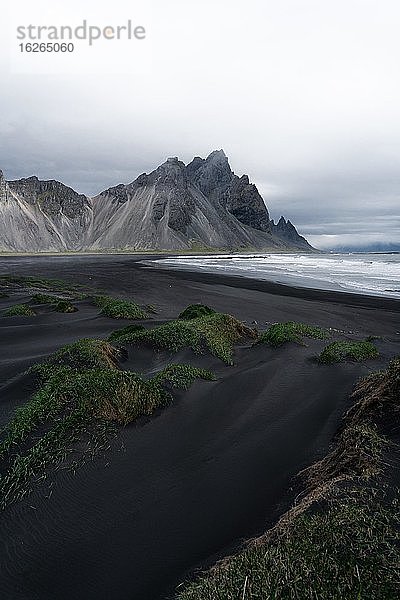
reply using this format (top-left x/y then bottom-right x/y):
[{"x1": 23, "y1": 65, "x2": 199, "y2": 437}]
[{"x1": 148, "y1": 253, "x2": 400, "y2": 299}]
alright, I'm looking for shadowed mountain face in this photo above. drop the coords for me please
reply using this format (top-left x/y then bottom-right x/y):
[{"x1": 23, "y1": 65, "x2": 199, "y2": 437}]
[
  {"x1": 0, "y1": 152, "x2": 314, "y2": 252},
  {"x1": 0, "y1": 171, "x2": 92, "y2": 252}
]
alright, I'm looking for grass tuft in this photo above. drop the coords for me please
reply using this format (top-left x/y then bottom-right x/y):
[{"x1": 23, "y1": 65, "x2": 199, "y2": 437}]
[
  {"x1": 116, "y1": 312, "x2": 256, "y2": 364},
  {"x1": 93, "y1": 295, "x2": 148, "y2": 320},
  {"x1": 108, "y1": 323, "x2": 145, "y2": 342},
  {"x1": 30, "y1": 338, "x2": 121, "y2": 374},
  {"x1": 258, "y1": 321, "x2": 329, "y2": 347},
  {"x1": 178, "y1": 304, "x2": 216, "y2": 320},
  {"x1": 155, "y1": 364, "x2": 216, "y2": 389},
  {"x1": 31, "y1": 293, "x2": 65, "y2": 304},
  {"x1": 29, "y1": 293, "x2": 77, "y2": 313},
  {"x1": 54, "y1": 300, "x2": 77, "y2": 313},
  {"x1": 4, "y1": 304, "x2": 35, "y2": 317},
  {"x1": 318, "y1": 340, "x2": 379, "y2": 364}
]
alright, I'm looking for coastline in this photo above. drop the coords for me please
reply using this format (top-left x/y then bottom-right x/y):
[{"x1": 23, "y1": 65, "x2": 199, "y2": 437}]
[{"x1": 1, "y1": 252, "x2": 399, "y2": 310}]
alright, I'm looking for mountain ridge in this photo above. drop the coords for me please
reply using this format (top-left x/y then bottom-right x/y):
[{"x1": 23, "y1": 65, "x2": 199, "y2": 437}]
[{"x1": 0, "y1": 151, "x2": 315, "y2": 252}]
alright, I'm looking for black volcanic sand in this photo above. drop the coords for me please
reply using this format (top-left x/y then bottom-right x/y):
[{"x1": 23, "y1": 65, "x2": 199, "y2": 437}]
[{"x1": 0, "y1": 255, "x2": 399, "y2": 600}]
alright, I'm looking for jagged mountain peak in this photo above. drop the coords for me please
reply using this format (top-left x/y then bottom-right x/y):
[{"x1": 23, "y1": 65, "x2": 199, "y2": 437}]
[
  {"x1": 0, "y1": 155, "x2": 314, "y2": 252},
  {"x1": 205, "y1": 149, "x2": 228, "y2": 163},
  {"x1": 186, "y1": 150, "x2": 233, "y2": 201},
  {"x1": 150, "y1": 157, "x2": 187, "y2": 186},
  {"x1": 17, "y1": 175, "x2": 39, "y2": 182}
]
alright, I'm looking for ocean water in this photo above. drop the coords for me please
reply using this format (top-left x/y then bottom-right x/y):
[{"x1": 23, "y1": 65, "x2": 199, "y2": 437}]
[{"x1": 149, "y1": 253, "x2": 400, "y2": 299}]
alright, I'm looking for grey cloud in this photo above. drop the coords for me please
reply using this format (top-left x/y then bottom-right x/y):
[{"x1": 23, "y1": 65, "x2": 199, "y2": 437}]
[{"x1": 1, "y1": 0, "x2": 400, "y2": 250}]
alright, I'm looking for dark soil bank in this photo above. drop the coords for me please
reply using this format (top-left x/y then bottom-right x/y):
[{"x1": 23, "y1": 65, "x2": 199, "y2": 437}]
[{"x1": 0, "y1": 255, "x2": 399, "y2": 600}]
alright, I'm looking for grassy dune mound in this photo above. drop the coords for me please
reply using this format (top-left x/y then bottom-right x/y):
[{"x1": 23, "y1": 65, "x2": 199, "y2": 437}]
[
  {"x1": 319, "y1": 340, "x2": 379, "y2": 364},
  {"x1": 31, "y1": 338, "x2": 121, "y2": 373},
  {"x1": 0, "y1": 338, "x2": 214, "y2": 508},
  {"x1": 178, "y1": 304, "x2": 216, "y2": 320},
  {"x1": 115, "y1": 311, "x2": 257, "y2": 364},
  {"x1": 93, "y1": 295, "x2": 148, "y2": 320},
  {"x1": 4, "y1": 304, "x2": 35, "y2": 317},
  {"x1": 30, "y1": 294, "x2": 77, "y2": 313},
  {"x1": 175, "y1": 358, "x2": 400, "y2": 600},
  {"x1": 177, "y1": 488, "x2": 399, "y2": 600},
  {"x1": 108, "y1": 323, "x2": 145, "y2": 342},
  {"x1": 259, "y1": 321, "x2": 329, "y2": 347}
]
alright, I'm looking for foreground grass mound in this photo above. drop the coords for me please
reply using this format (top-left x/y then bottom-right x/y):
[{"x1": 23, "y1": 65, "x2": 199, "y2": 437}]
[
  {"x1": 93, "y1": 295, "x2": 148, "y2": 320},
  {"x1": 176, "y1": 357, "x2": 400, "y2": 600},
  {"x1": 259, "y1": 321, "x2": 329, "y2": 347},
  {"x1": 306, "y1": 358, "x2": 400, "y2": 486},
  {"x1": 347, "y1": 356, "x2": 400, "y2": 421},
  {"x1": 116, "y1": 311, "x2": 256, "y2": 364},
  {"x1": 0, "y1": 338, "x2": 214, "y2": 508},
  {"x1": 177, "y1": 487, "x2": 399, "y2": 600},
  {"x1": 4, "y1": 304, "x2": 35, "y2": 317},
  {"x1": 319, "y1": 340, "x2": 379, "y2": 364}
]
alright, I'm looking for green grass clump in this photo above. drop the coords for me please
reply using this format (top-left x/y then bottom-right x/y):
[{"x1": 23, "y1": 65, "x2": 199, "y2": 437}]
[
  {"x1": 30, "y1": 294, "x2": 77, "y2": 313},
  {"x1": 108, "y1": 323, "x2": 145, "y2": 342},
  {"x1": 54, "y1": 300, "x2": 77, "y2": 313},
  {"x1": 258, "y1": 322, "x2": 329, "y2": 347},
  {"x1": 0, "y1": 363, "x2": 201, "y2": 507},
  {"x1": 30, "y1": 338, "x2": 121, "y2": 374},
  {"x1": 0, "y1": 365, "x2": 79, "y2": 460},
  {"x1": 318, "y1": 340, "x2": 379, "y2": 364},
  {"x1": 31, "y1": 293, "x2": 65, "y2": 304},
  {"x1": 176, "y1": 487, "x2": 400, "y2": 600},
  {"x1": 0, "y1": 406, "x2": 89, "y2": 508},
  {"x1": 0, "y1": 366, "x2": 167, "y2": 466},
  {"x1": 117, "y1": 312, "x2": 256, "y2": 364},
  {"x1": 178, "y1": 304, "x2": 216, "y2": 320},
  {"x1": 4, "y1": 304, "x2": 35, "y2": 317},
  {"x1": 155, "y1": 364, "x2": 215, "y2": 389},
  {"x1": 93, "y1": 295, "x2": 148, "y2": 320}
]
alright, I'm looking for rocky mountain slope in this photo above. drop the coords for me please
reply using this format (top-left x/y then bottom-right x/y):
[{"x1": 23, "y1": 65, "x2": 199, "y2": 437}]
[
  {"x1": 0, "y1": 171, "x2": 92, "y2": 252},
  {"x1": 0, "y1": 151, "x2": 314, "y2": 252}
]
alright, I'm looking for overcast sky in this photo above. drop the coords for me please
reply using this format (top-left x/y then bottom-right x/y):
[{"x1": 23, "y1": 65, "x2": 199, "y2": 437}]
[{"x1": 1, "y1": 0, "x2": 400, "y2": 249}]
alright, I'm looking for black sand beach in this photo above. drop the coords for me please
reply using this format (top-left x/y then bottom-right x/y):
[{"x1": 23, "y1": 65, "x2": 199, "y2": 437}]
[{"x1": 0, "y1": 255, "x2": 399, "y2": 600}]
